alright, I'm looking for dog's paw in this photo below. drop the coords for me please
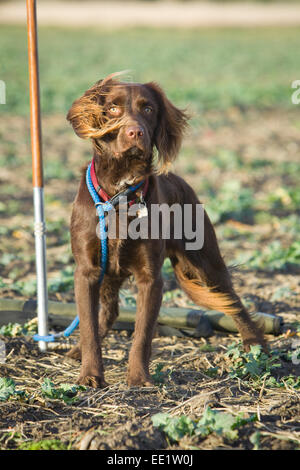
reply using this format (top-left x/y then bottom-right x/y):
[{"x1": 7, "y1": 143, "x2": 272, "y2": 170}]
[
  {"x1": 243, "y1": 337, "x2": 268, "y2": 354},
  {"x1": 127, "y1": 371, "x2": 153, "y2": 387},
  {"x1": 77, "y1": 375, "x2": 108, "y2": 388},
  {"x1": 66, "y1": 345, "x2": 81, "y2": 361}
]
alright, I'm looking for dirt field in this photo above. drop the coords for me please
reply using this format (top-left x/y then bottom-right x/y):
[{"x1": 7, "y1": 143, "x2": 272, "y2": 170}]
[
  {"x1": 0, "y1": 106, "x2": 299, "y2": 450},
  {"x1": 1, "y1": 332, "x2": 300, "y2": 450}
]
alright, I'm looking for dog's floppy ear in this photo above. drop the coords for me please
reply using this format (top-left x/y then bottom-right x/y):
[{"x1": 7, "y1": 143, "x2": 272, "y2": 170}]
[
  {"x1": 66, "y1": 79, "x2": 105, "y2": 139},
  {"x1": 145, "y1": 82, "x2": 189, "y2": 174},
  {"x1": 67, "y1": 72, "x2": 125, "y2": 139}
]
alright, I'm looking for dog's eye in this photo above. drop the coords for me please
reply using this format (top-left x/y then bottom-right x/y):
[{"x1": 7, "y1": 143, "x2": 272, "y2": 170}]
[
  {"x1": 109, "y1": 106, "x2": 121, "y2": 115},
  {"x1": 144, "y1": 106, "x2": 153, "y2": 114}
]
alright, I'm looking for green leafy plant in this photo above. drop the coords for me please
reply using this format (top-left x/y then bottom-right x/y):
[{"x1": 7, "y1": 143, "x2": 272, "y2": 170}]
[
  {"x1": 206, "y1": 181, "x2": 255, "y2": 224},
  {"x1": 225, "y1": 342, "x2": 281, "y2": 381},
  {"x1": 271, "y1": 286, "x2": 294, "y2": 302},
  {"x1": 196, "y1": 407, "x2": 257, "y2": 441},
  {"x1": 151, "y1": 363, "x2": 166, "y2": 385},
  {"x1": 0, "y1": 323, "x2": 23, "y2": 337},
  {"x1": 211, "y1": 149, "x2": 243, "y2": 170},
  {"x1": 41, "y1": 378, "x2": 85, "y2": 404},
  {"x1": 119, "y1": 289, "x2": 136, "y2": 307},
  {"x1": 162, "y1": 258, "x2": 175, "y2": 281},
  {"x1": 199, "y1": 343, "x2": 216, "y2": 353},
  {"x1": 162, "y1": 288, "x2": 184, "y2": 303},
  {"x1": 225, "y1": 343, "x2": 300, "y2": 390},
  {"x1": 265, "y1": 187, "x2": 300, "y2": 211},
  {"x1": 248, "y1": 159, "x2": 272, "y2": 170},
  {"x1": 48, "y1": 267, "x2": 74, "y2": 293},
  {"x1": 7, "y1": 278, "x2": 37, "y2": 297},
  {"x1": 0, "y1": 378, "x2": 25, "y2": 401},
  {"x1": 235, "y1": 240, "x2": 300, "y2": 271},
  {"x1": 0, "y1": 318, "x2": 38, "y2": 337},
  {"x1": 18, "y1": 439, "x2": 68, "y2": 450},
  {"x1": 205, "y1": 366, "x2": 219, "y2": 378},
  {"x1": 250, "y1": 431, "x2": 261, "y2": 450},
  {"x1": 196, "y1": 407, "x2": 238, "y2": 440},
  {"x1": 152, "y1": 413, "x2": 196, "y2": 442},
  {"x1": 276, "y1": 214, "x2": 300, "y2": 237},
  {"x1": 152, "y1": 407, "x2": 257, "y2": 442},
  {"x1": 44, "y1": 160, "x2": 75, "y2": 182},
  {"x1": 264, "y1": 374, "x2": 300, "y2": 390}
]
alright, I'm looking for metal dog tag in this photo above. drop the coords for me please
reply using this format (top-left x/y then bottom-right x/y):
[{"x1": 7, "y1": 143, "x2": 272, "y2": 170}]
[
  {"x1": 137, "y1": 192, "x2": 148, "y2": 219},
  {"x1": 137, "y1": 202, "x2": 148, "y2": 218}
]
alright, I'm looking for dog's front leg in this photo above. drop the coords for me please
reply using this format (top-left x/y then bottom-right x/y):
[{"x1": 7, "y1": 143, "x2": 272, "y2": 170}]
[
  {"x1": 74, "y1": 266, "x2": 107, "y2": 388},
  {"x1": 127, "y1": 273, "x2": 163, "y2": 387}
]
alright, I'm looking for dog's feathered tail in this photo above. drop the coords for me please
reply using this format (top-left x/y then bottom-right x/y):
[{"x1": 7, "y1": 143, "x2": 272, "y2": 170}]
[
  {"x1": 175, "y1": 263, "x2": 266, "y2": 347},
  {"x1": 175, "y1": 267, "x2": 242, "y2": 316}
]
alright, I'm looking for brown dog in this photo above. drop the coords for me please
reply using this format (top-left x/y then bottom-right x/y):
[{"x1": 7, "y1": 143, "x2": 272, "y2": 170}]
[{"x1": 66, "y1": 73, "x2": 266, "y2": 388}]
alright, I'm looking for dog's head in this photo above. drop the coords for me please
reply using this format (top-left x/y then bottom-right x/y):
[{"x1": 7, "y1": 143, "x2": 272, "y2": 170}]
[{"x1": 67, "y1": 73, "x2": 189, "y2": 174}]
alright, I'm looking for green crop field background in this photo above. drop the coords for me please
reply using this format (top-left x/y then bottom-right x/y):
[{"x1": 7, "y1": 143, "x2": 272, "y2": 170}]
[{"x1": 1, "y1": 26, "x2": 300, "y2": 116}]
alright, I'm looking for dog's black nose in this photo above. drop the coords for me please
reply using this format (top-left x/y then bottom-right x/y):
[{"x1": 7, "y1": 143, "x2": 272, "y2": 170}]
[{"x1": 125, "y1": 125, "x2": 144, "y2": 139}]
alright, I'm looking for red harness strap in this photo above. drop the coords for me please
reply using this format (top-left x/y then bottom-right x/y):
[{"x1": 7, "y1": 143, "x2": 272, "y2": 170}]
[{"x1": 90, "y1": 158, "x2": 149, "y2": 206}]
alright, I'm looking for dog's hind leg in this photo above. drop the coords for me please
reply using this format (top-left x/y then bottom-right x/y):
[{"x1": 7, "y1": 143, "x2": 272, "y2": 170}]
[{"x1": 66, "y1": 343, "x2": 82, "y2": 361}]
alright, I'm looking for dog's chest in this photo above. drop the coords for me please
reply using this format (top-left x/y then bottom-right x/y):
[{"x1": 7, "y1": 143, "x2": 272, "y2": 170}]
[
  {"x1": 105, "y1": 211, "x2": 137, "y2": 276},
  {"x1": 106, "y1": 238, "x2": 124, "y2": 275}
]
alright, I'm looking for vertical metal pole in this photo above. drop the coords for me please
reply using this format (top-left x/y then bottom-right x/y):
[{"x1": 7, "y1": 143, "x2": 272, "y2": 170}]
[{"x1": 26, "y1": 0, "x2": 48, "y2": 351}]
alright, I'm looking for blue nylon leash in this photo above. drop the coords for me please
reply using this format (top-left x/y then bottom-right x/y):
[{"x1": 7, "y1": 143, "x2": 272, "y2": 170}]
[{"x1": 33, "y1": 163, "x2": 143, "y2": 343}]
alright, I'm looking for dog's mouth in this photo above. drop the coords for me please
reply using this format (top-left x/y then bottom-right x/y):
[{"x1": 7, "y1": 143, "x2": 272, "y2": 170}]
[{"x1": 122, "y1": 145, "x2": 146, "y2": 159}]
